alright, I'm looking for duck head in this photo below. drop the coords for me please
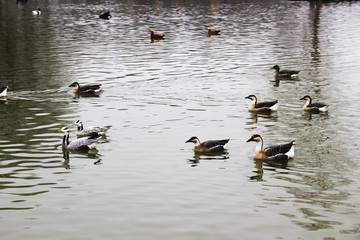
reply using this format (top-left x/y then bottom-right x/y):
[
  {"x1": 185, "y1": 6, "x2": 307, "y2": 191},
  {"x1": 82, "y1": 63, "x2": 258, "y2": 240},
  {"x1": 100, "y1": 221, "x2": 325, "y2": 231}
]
[
  {"x1": 270, "y1": 65, "x2": 280, "y2": 71},
  {"x1": 58, "y1": 127, "x2": 70, "y2": 134},
  {"x1": 246, "y1": 134, "x2": 262, "y2": 143},
  {"x1": 69, "y1": 82, "x2": 80, "y2": 87},
  {"x1": 186, "y1": 136, "x2": 200, "y2": 144}
]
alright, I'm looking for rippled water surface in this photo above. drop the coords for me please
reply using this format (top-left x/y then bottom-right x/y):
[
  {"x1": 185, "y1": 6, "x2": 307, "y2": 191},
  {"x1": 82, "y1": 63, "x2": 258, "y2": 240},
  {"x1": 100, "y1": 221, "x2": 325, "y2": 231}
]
[{"x1": 1, "y1": 0, "x2": 360, "y2": 239}]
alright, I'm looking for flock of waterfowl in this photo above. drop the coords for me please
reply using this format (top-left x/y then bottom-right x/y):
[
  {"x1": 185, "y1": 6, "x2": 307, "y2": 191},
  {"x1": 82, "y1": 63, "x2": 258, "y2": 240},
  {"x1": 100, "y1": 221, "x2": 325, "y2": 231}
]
[
  {"x1": 1, "y1": 9, "x2": 329, "y2": 164},
  {"x1": 183, "y1": 63, "x2": 328, "y2": 162}
]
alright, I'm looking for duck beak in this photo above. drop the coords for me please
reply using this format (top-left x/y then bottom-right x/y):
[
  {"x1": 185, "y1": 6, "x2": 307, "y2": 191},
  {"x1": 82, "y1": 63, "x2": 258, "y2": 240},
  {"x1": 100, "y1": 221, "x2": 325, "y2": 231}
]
[
  {"x1": 300, "y1": 97, "x2": 305, "y2": 100},
  {"x1": 58, "y1": 129, "x2": 62, "y2": 132},
  {"x1": 246, "y1": 136, "x2": 254, "y2": 142},
  {"x1": 270, "y1": 66, "x2": 274, "y2": 69},
  {"x1": 245, "y1": 95, "x2": 251, "y2": 99},
  {"x1": 185, "y1": 139, "x2": 193, "y2": 143},
  {"x1": 72, "y1": 123, "x2": 76, "y2": 126}
]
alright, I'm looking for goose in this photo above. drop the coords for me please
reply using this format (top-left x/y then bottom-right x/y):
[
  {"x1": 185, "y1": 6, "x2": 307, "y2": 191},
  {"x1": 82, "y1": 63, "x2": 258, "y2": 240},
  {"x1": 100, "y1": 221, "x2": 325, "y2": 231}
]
[
  {"x1": 68, "y1": 82, "x2": 102, "y2": 94},
  {"x1": 271, "y1": 65, "x2": 300, "y2": 78},
  {"x1": 207, "y1": 28, "x2": 221, "y2": 35},
  {"x1": 245, "y1": 94, "x2": 278, "y2": 113},
  {"x1": 150, "y1": 29, "x2": 165, "y2": 40},
  {"x1": 58, "y1": 127, "x2": 100, "y2": 152},
  {"x1": 247, "y1": 134, "x2": 295, "y2": 161},
  {"x1": 0, "y1": 86, "x2": 8, "y2": 97},
  {"x1": 32, "y1": 8, "x2": 41, "y2": 15},
  {"x1": 72, "y1": 120, "x2": 112, "y2": 137},
  {"x1": 300, "y1": 95, "x2": 328, "y2": 113},
  {"x1": 186, "y1": 136, "x2": 229, "y2": 153},
  {"x1": 99, "y1": 11, "x2": 112, "y2": 20}
]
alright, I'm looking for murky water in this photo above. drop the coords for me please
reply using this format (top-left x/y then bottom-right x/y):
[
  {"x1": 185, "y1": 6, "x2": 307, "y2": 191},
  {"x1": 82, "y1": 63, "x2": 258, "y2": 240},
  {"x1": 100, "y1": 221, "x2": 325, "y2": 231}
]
[{"x1": 1, "y1": 0, "x2": 360, "y2": 239}]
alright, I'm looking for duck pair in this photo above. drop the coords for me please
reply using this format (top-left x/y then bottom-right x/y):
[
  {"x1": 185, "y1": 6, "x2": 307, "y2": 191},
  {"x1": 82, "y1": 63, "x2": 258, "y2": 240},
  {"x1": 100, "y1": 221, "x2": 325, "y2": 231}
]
[
  {"x1": 245, "y1": 94, "x2": 328, "y2": 113},
  {"x1": 185, "y1": 135, "x2": 294, "y2": 162},
  {"x1": 58, "y1": 120, "x2": 112, "y2": 151}
]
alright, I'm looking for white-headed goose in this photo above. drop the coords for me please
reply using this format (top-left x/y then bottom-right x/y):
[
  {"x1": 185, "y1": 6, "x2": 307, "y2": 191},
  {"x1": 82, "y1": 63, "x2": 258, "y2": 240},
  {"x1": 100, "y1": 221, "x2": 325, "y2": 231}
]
[
  {"x1": 300, "y1": 95, "x2": 328, "y2": 113},
  {"x1": 271, "y1": 65, "x2": 300, "y2": 78},
  {"x1": 245, "y1": 94, "x2": 278, "y2": 113},
  {"x1": 0, "y1": 86, "x2": 8, "y2": 97},
  {"x1": 186, "y1": 136, "x2": 229, "y2": 153},
  {"x1": 72, "y1": 120, "x2": 112, "y2": 137},
  {"x1": 32, "y1": 8, "x2": 41, "y2": 15},
  {"x1": 58, "y1": 127, "x2": 100, "y2": 152},
  {"x1": 150, "y1": 29, "x2": 165, "y2": 40},
  {"x1": 99, "y1": 11, "x2": 112, "y2": 20},
  {"x1": 247, "y1": 134, "x2": 295, "y2": 161},
  {"x1": 69, "y1": 82, "x2": 102, "y2": 94}
]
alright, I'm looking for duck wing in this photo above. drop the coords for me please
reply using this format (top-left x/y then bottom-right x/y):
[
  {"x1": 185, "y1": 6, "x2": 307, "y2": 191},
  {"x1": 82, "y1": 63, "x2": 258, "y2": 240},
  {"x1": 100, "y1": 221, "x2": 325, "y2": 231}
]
[
  {"x1": 79, "y1": 84, "x2": 102, "y2": 93},
  {"x1": 202, "y1": 139, "x2": 229, "y2": 148},
  {"x1": 207, "y1": 145, "x2": 225, "y2": 153},
  {"x1": 279, "y1": 70, "x2": 300, "y2": 75},
  {"x1": 67, "y1": 136, "x2": 100, "y2": 150},
  {"x1": 76, "y1": 126, "x2": 112, "y2": 137},
  {"x1": 264, "y1": 141, "x2": 294, "y2": 157},
  {"x1": 254, "y1": 100, "x2": 278, "y2": 109},
  {"x1": 308, "y1": 103, "x2": 327, "y2": 109}
]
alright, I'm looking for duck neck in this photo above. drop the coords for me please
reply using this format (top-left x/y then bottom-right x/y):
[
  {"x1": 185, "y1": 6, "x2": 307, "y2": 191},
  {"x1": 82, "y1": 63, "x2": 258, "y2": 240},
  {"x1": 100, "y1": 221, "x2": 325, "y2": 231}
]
[
  {"x1": 255, "y1": 139, "x2": 263, "y2": 153},
  {"x1": 62, "y1": 134, "x2": 70, "y2": 148},
  {"x1": 77, "y1": 123, "x2": 84, "y2": 131},
  {"x1": 304, "y1": 98, "x2": 311, "y2": 107}
]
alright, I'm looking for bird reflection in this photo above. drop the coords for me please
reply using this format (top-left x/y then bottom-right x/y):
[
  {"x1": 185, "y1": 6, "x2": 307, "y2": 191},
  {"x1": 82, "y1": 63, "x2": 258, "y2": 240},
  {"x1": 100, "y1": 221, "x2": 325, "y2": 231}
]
[
  {"x1": 187, "y1": 151, "x2": 229, "y2": 167},
  {"x1": 272, "y1": 76, "x2": 300, "y2": 86},
  {"x1": 249, "y1": 159, "x2": 289, "y2": 181},
  {"x1": 303, "y1": 111, "x2": 329, "y2": 121},
  {"x1": 247, "y1": 111, "x2": 278, "y2": 125},
  {"x1": 62, "y1": 149, "x2": 101, "y2": 169}
]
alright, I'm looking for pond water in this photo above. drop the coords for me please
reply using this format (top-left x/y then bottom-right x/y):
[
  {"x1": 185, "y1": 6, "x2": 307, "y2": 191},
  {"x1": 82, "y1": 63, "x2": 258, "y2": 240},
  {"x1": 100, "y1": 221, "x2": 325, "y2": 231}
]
[{"x1": 1, "y1": 0, "x2": 360, "y2": 239}]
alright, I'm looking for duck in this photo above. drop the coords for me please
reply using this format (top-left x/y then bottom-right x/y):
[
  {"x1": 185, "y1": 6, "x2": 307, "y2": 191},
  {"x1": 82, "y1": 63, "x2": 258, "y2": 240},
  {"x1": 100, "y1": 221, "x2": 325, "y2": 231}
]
[
  {"x1": 68, "y1": 82, "x2": 102, "y2": 94},
  {"x1": 300, "y1": 95, "x2": 328, "y2": 113},
  {"x1": 0, "y1": 86, "x2": 8, "y2": 97},
  {"x1": 186, "y1": 136, "x2": 229, "y2": 153},
  {"x1": 207, "y1": 28, "x2": 221, "y2": 35},
  {"x1": 245, "y1": 94, "x2": 278, "y2": 113},
  {"x1": 72, "y1": 120, "x2": 112, "y2": 137},
  {"x1": 32, "y1": 8, "x2": 41, "y2": 15},
  {"x1": 246, "y1": 134, "x2": 295, "y2": 161},
  {"x1": 58, "y1": 127, "x2": 101, "y2": 152},
  {"x1": 99, "y1": 11, "x2": 112, "y2": 20},
  {"x1": 150, "y1": 29, "x2": 165, "y2": 40},
  {"x1": 271, "y1": 65, "x2": 300, "y2": 78}
]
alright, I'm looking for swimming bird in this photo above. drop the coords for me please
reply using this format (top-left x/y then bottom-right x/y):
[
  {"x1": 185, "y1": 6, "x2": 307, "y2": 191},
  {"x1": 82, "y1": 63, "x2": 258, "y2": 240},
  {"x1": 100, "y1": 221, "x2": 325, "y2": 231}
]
[
  {"x1": 58, "y1": 127, "x2": 100, "y2": 152},
  {"x1": 0, "y1": 86, "x2": 8, "y2": 97},
  {"x1": 247, "y1": 134, "x2": 295, "y2": 161},
  {"x1": 245, "y1": 94, "x2": 278, "y2": 113},
  {"x1": 300, "y1": 95, "x2": 328, "y2": 113},
  {"x1": 99, "y1": 11, "x2": 112, "y2": 20},
  {"x1": 207, "y1": 28, "x2": 221, "y2": 35},
  {"x1": 271, "y1": 65, "x2": 300, "y2": 78},
  {"x1": 72, "y1": 120, "x2": 112, "y2": 137},
  {"x1": 32, "y1": 8, "x2": 41, "y2": 15},
  {"x1": 68, "y1": 82, "x2": 102, "y2": 94},
  {"x1": 186, "y1": 136, "x2": 229, "y2": 153},
  {"x1": 150, "y1": 29, "x2": 165, "y2": 40}
]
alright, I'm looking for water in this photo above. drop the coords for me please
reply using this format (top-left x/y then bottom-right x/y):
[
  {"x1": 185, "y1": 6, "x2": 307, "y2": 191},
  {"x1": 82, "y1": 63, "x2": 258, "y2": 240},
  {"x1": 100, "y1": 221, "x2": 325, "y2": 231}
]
[{"x1": 1, "y1": 0, "x2": 360, "y2": 239}]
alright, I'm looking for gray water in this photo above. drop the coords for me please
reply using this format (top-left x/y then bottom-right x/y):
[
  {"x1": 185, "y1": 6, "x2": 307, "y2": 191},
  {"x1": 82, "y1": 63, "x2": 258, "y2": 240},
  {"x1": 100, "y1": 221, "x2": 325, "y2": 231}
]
[{"x1": 1, "y1": 0, "x2": 360, "y2": 239}]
